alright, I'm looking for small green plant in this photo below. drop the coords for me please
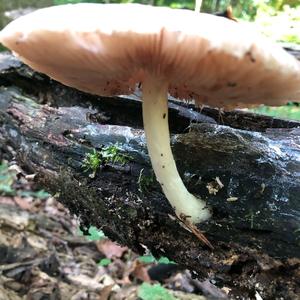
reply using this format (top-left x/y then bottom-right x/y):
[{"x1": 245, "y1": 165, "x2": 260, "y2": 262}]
[
  {"x1": 19, "y1": 190, "x2": 51, "y2": 199},
  {"x1": 245, "y1": 209, "x2": 255, "y2": 229},
  {"x1": 138, "y1": 283, "x2": 177, "y2": 300},
  {"x1": 101, "y1": 144, "x2": 131, "y2": 165},
  {"x1": 82, "y1": 149, "x2": 102, "y2": 176},
  {"x1": 98, "y1": 258, "x2": 112, "y2": 266},
  {"x1": 82, "y1": 144, "x2": 131, "y2": 177},
  {"x1": 157, "y1": 256, "x2": 176, "y2": 264},
  {"x1": 281, "y1": 34, "x2": 300, "y2": 44},
  {"x1": 0, "y1": 163, "x2": 15, "y2": 195},
  {"x1": 138, "y1": 254, "x2": 176, "y2": 265},
  {"x1": 78, "y1": 226, "x2": 106, "y2": 241},
  {"x1": 250, "y1": 103, "x2": 300, "y2": 121},
  {"x1": 138, "y1": 169, "x2": 155, "y2": 193},
  {"x1": 86, "y1": 226, "x2": 106, "y2": 241},
  {"x1": 138, "y1": 255, "x2": 157, "y2": 264}
]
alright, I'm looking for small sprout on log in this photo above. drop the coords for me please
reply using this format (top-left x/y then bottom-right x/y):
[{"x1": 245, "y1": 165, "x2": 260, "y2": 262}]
[
  {"x1": 82, "y1": 144, "x2": 132, "y2": 177},
  {"x1": 101, "y1": 144, "x2": 132, "y2": 165},
  {"x1": 138, "y1": 168, "x2": 155, "y2": 194},
  {"x1": 245, "y1": 210, "x2": 255, "y2": 229},
  {"x1": 294, "y1": 228, "x2": 300, "y2": 243},
  {"x1": 215, "y1": 177, "x2": 224, "y2": 188},
  {"x1": 82, "y1": 149, "x2": 102, "y2": 177},
  {"x1": 260, "y1": 183, "x2": 266, "y2": 194}
]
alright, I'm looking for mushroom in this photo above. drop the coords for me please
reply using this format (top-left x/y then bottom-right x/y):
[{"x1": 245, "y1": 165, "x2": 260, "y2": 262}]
[
  {"x1": 195, "y1": 0, "x2": 203, "y2": 12},
  {"x1": 1, "y1": 4, "x2": 299, "y2": 228}
]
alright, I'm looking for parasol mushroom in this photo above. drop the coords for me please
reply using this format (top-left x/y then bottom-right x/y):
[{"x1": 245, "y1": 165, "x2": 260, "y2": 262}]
[{"x1": 1, "y1": 4, "x2": 299, "y2": 232}]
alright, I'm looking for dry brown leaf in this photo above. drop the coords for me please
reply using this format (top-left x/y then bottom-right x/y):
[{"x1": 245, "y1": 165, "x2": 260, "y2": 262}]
[
  {"x1": 118, "y1": 260, "x2": 151, "y2": 286},
  {"x1": 96, "y1": 240, "x2": 127, "y2": 259},
  {"x1": 13, "y1": 196, "x2": 32, "y2": 211},
  {"x1": 0, "y1": 196, "x2": 15, "y2": 206},
  {"x1": 130, "y1": 261, "x2": 151, "y2": 283},
  {"x1": 99, "y1": 284, "x2": 114, "y2": 300}
]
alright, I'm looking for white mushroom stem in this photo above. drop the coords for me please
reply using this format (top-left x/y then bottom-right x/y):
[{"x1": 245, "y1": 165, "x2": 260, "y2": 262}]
[
  {"x1": 142, "y1": 76, "x2": 211, "y2": 224},
  {"x1": 195, "y1": 0, "x2": 203, "y2": 12}
]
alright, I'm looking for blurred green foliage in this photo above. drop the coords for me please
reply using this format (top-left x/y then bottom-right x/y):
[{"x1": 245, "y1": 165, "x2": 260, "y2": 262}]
[
  {"x1": 0, "y1": 0, "x2": 299, "y2": 21},
  {"x1": 138, "y1": 254, "x2": 176, "y2": 264},
  {"x1": 52, "y1": 0, "x2": 300, "y2": 21},
  {"x1": 250, "y1": 103, "x2": 300, "y2": 121},
  {"x1": 78, "y1": 225, "x2": 107, "y2": 240},
  {"x1": 0, "y1": 162, "x2": 15, "y2": 195},
  {"x1": 98, "y1": 258, "x2": 112, "y2": 266},
  {"x1": 85, "y1": 226, "x2": 107, "y2": 241},
  {"x1": 138, "y1": 283, "x2": 178, "y2": 300}
]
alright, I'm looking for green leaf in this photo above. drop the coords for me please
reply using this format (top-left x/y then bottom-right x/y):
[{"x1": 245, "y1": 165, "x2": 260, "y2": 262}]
[
  {"x1": 33, "y1": 190, "x2": 51, "y2": 199},
  {"x1": 101, "y1": 144, "x2": 131, "y2": 165},
  {"x1": 157, "y1": 256, "x2": 176, "y2": 264},
  {"x1": 250, "y1": 103, "x2": 300, "y2": 121},
  {"x1": 0, "y1": 183, "x2": 14, "y2": 194},
  {"x1": 98, "y1": 258, "x2": 112, "y2": 266},
  {"x1": 19, "y1": 190, "x2": 50, "y2": 199},
  {"x1": 82, "y1": 149, "x2": 102, "y2": 173},
  {"x1": 54, "y1": 0, "x2": 83, "y2": 4},
  {"x1": 138, "y1": 283, "x2": 177, "y2": 300},
  {"x1": 138, "y1": 255, "x2": 156, "y2": 264},
  {"x1": 87, "y1": 226, "x2": 106, "y2": 241},
  {"x1": 0, "y1": 163, "x2": 15, "y2": 195},
  {"x1": 82, "y1": 144, "x2": 131, "y2": 176}
]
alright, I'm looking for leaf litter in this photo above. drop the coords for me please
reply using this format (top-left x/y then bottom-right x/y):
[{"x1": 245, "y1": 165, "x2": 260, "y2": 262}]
[{"x1": 0, "y1": 160, "x2": 228, "y2": 299}]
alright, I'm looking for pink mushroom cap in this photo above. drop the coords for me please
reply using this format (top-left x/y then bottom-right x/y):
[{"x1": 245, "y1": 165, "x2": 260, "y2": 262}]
[{"x1": 1, "y1": 3, "x2": 299, "y2": 108}]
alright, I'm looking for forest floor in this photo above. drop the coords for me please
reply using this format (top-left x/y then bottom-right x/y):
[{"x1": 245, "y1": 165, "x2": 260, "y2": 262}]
[{"x1": 0, "y1": 160, "x2": 233, "y2": 300}]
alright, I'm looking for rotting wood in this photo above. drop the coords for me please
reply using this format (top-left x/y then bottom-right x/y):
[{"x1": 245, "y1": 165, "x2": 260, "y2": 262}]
[{"x1": 0, "y1": 53, "x2": 299, "y2": 299}]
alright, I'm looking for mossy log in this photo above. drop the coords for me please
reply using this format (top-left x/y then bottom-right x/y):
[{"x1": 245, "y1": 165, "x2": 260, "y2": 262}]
[{"x1": 0, "y1": 53, "x2": 299, "y2": 299}]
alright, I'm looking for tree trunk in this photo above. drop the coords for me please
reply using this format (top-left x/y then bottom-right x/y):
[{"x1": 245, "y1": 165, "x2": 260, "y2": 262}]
[{"x1": 0, "y1": 53, "x2": 299, "y2": 299}]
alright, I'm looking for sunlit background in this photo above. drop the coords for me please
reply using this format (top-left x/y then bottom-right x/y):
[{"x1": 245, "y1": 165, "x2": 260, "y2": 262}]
[{"x1": 0, "y1": 0, "x2": 299, "y2": 120}]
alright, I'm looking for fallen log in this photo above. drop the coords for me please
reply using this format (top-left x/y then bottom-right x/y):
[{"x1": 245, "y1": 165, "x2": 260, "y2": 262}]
[{"x1": 0, "y1": 53, "x2": 299, "y2": 299}]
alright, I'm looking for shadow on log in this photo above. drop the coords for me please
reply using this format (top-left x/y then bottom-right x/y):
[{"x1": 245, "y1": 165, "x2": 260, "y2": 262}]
[{"x1": 0, "y1": 53, "x2": 299, "y2": 299}]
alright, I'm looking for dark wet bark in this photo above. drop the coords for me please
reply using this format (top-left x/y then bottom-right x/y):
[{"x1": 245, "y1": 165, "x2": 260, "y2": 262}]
[{"x1": 0, "y1": 53, "x2": 299, "y2": 299}]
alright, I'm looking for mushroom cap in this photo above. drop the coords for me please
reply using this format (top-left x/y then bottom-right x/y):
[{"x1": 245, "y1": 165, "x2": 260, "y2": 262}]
[{"x1": 1, "y1": 3, "x2": 299, "y2": 108}]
